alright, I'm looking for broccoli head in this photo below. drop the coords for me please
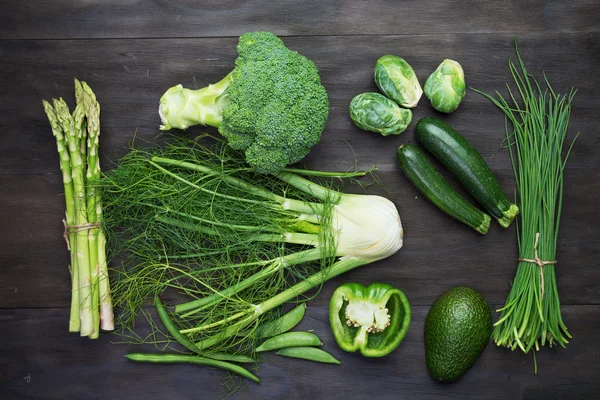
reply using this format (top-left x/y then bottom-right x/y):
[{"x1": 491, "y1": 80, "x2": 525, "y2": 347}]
[{"x1": 158, "y1": 32, "x2": 329, "y2": 174}]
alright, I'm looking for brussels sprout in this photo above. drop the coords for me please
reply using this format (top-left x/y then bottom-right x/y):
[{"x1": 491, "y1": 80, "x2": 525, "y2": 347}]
[
  {"x1": 424, "y1": 59, "x2": 466, "y2": 113},
  {"x1": 349, "y1": 92, "x2": 412, "y2": 136},
  {"x1": 374, "y1": 55, "x2": 423, "y2": 108}
]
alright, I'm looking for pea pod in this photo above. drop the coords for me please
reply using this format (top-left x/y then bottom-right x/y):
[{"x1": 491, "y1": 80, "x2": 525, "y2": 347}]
[
  {"x1": 256, "y1": 331, "x2": 322, "y2": 352},
  {"x1": 276, "y1": 347, "x2": 341, "y2": 364},
  {"x1": 124, "y1": 353, "x2": 260, "y2": 383},
  {"x1": 244, "y1": 303, "x2": 306, "y2": 339}
]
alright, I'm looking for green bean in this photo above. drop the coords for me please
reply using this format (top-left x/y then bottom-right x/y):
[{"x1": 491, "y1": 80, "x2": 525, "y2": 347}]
[
  {"x1": 248, "y1": 303, "x2": 306, "y2": 339},
  {"x1": 154, "y1": 296, "x2": 202, "y2": 354},
  {"x1": 256, "y1": 332, "x2": 322, "y2": 352},
  {"x1": 125, "y1": 353, "x2": 260, "y2": 383},
  {"x1": 276, "y1": 347, "x2": 341, "y2": 364},
  {"x1": 155, "y1": 296, "x2": 256, "y2": 363},
  {"x1": 201, "y1": 352, "x2": 256, "y2": 363}
]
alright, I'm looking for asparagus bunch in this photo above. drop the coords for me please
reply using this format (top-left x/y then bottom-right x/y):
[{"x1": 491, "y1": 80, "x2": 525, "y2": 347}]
[{"x1": 43, "y1": 79, "x2": 114, "y2": 338}]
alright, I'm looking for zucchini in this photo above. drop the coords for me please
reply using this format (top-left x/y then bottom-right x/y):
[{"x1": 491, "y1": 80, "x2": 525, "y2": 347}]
[
  {"x1": 396, "y1": 144, "x2": 490, "y2": 235},
  {"x1": 415, "y1": 117, "x2": 518, "y2": 228}
]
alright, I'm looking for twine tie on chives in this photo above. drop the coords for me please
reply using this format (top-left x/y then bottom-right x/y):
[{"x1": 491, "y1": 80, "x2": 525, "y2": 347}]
[
  {"x1": 517, "y1": 232, "x2": 557, "y2": 299},
  {"x1": 62, "y1": 218, "x2": 102, "y2": 250}
]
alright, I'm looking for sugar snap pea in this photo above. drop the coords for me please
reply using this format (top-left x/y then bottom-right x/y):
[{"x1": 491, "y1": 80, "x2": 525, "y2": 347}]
[
  {"x1": 256, "y1": 331, "x2": 322, "y2": 352},
  {"x1": 276, "y1": 346, "x2": 341, "y2": 364},
  {"x1": 125, "y1": 353, "x2": 260, "y2": 383}
]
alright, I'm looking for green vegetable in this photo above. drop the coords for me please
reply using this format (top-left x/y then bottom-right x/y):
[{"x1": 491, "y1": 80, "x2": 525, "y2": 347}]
[
  {"x1": 424, "y1": 59, "x2": 466, "y2": 113},
  {"x1": 329, "y1": 283, "x2": 411, "y2": 357},
  {"x1": 415, "y1": 117, "x2": 519, "y2": 227},
  {"x1": 241, "y1": 303, "x2": 306, "y2": 339},
  {"x1": 198, "y1": 352, "x2": 256, "y2": 364},
  {"x1": 276, "y1": 347, "x2": 341, "y2": 364},
  {"x1": 374, "y1": 55, "x2": 422, "y2": 108},
  {"x1": 154, "y1": 295, "x2": 202, "y2": 354},
  {"x1": 424, "y1": 287, "x2": 492, "y2": 383},
  {"x1": 124, "y1": 353, "x2": 260, "y2": 383},
  {"x1": 158, "y1": 32, "x2": 329, "y2": 174},
  {"x1": 256, "y1": 331, "x2": 322, "y2": 352},
  {"x1": 349, "y1": 92, "x2": 412, "y2": 136},
  {"x1": 102, "y1": 137, "x2": 404, "y2": 354},
  {"x1": 154, "y1": 296, "x2": 256, "y2": 363},
  {"x1": 43, "y1": 80, "x2": 114, "y2": 338},
  {"x1": 472, "y1": 40, "x2": 575, "y2": 357},
  {"x1": 396, "y1": 144, "x2": 491, "y2": 234}
]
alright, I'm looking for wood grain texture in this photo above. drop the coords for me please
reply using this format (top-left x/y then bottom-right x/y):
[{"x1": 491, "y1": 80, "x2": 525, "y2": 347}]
[
  {"x1": 1, "y1": 306, "x2": 599, "y2": 399},
  {"x1": 3, "y1": 0, "x2": 599, "y2": 40},
  {"x1": 1, "y1": 1, "x2": 599, "y2": 399},
  {"x1": 0, "y1": 33, "x2": 598, "y2": 312},
  {"x1": 0, "y1": 171, "x2": 598, "y2": 309},
  {"x1": 1, "y1": 33, "x2": 598, "y2": 175}
]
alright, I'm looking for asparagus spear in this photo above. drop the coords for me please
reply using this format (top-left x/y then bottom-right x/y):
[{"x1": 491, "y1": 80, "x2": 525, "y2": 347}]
[
  {"x1": 43, "y1": 101, "x2": 80, "y2": 332},
  {"x1": 74, "y1": 81, "x2": 98, "y2": 338},
  {"x1": 44, "y1": 80, "x2": 114, "y2": 337},
  {"x1": 54, "y1": 98, "x2": 94, "y2": 337},
  {"x1": 81, "y1": 82, "x2": 114, "y2": 331},
  {"x1": 78, "y1": 79, "x2": 115, "y2": 336}
]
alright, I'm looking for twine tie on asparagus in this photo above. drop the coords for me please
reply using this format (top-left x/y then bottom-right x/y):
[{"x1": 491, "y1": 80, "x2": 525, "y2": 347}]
[
  {"x1": 62, "y1": 218, "x2": 102, "y2": 250},
  {"x1": 517, "y1": 232, "x2": 557, "y2": 299}
]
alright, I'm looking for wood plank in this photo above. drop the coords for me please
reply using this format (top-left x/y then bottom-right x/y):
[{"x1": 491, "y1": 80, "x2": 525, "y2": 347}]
[
  {"x1": 3, "y1": 0, "x2": 599, "y2": 40},
  {"x1": 0, "y1": 169, "x2": 597, "y2": 309},
  {"x1": 2, "y1": 2, "x2": 598, "y2": 400},
  {"x1": 1, "y1": 305, "x2": 599, "y2": 399},
  {"x1": 0, "y1": 33, "x2": 597, "y2": 175},
  {"x1": 0, "y1": 175, "x2": 71, "y2": 309},
  {"x1": 1, "y1": 33, "x2": 598, "y2": 309}
]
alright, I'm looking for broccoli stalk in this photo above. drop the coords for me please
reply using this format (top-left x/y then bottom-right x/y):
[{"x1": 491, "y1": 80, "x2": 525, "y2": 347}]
[
  {"x1": 159, "y1": 73, "x2": 232, "y2": 130},
  {"x1": 158, "y1": 32, "x2": 329, "y2": 174}
]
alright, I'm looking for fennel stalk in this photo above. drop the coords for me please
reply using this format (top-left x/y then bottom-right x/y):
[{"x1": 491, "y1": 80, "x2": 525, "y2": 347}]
[{"x1": 101, "y1": 137, "x2": 403, "y2": 352}]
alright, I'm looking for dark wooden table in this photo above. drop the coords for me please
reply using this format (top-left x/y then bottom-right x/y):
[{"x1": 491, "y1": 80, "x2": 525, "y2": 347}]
[{"x1": 2, "y1": 1, "x2": 599, "y2": 399}]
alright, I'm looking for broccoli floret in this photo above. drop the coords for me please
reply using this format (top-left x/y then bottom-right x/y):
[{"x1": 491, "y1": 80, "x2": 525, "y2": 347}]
[{"x1": 158, "y1": 32, "x2": 329, "y2": 174}]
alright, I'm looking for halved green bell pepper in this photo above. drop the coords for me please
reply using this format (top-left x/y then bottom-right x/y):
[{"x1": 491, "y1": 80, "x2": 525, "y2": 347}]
[{"x1": 329, "y1": 283, "x2": 411, "y2": 357}]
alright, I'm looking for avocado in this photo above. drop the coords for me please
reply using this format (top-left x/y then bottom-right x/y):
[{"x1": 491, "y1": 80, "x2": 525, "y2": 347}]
[{"x1": 424, "y1": 286, "x2": 492, "y2": 383}]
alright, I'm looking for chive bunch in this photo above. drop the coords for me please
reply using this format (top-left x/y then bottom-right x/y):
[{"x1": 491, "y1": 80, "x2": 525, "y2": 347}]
[{"x1": 473, "y1": 41, "x2": 576, "y2": 358}]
